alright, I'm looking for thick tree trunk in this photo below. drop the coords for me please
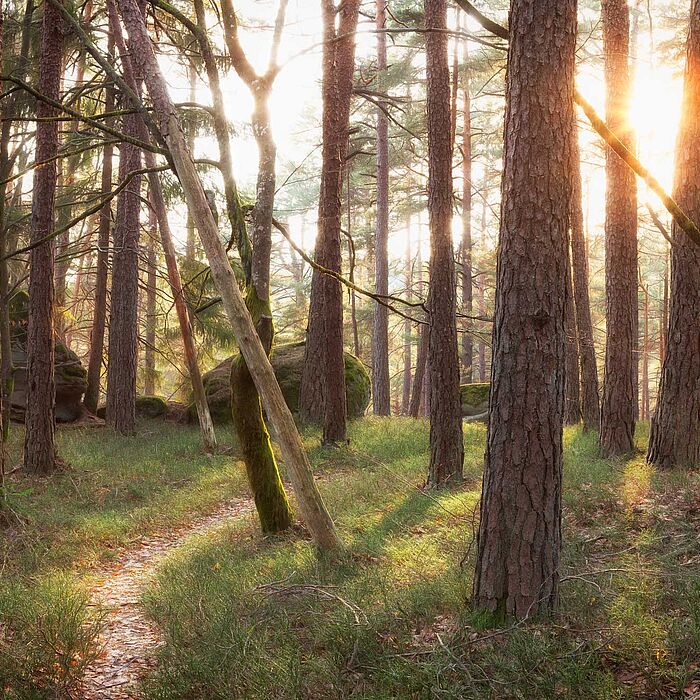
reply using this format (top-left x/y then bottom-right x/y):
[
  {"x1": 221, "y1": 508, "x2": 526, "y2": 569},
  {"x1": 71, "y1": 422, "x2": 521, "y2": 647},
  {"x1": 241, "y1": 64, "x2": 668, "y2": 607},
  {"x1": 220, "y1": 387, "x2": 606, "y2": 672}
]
[
  {"x1": 647, "y1": 0, "x2": 700, "y2": 469},
  {"x1": 460, "y1": 42, "x2": 474, "y2": 383},
  {"x1": 425, "y1": 0, "x2": 464, "y2": 487},
  {"x1": 372, "y1": 0, "x2": 391, "y2": 416},
  {"x1": 84, "y1": 72, "x2": 114, "y2": 413},
  {"x1": 300, "y1": 1, "x2": 360, "y2": 442},
  {"x1": 105, "y1": 0, "x2": 146, "y2": 435},
  {"x1": 564, "y1": 260, "x2": 581, "y2": 424},
  {"x1": 570, "y1": 127, "x2": 600, "y2": 431},
  {"x1": 599, "y1": 0, "x2": 638, "y2": 457},
  {"x1": 24, "y1": 0, "x2": 64, "y2": 474},
  {"x1": 473, "y1": 0, "x2": 576, "y2": 619},
  {"x1": 115, "y1": 0, "x2": 342, "y2": 551},
  {"x1": 144, "y1": 198, "x2": 157, "y2": 396}
]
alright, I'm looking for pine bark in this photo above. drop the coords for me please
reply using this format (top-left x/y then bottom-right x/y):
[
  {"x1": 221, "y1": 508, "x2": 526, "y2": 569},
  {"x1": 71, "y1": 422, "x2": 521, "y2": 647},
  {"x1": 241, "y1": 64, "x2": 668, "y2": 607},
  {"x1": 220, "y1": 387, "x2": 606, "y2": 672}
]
[
  {"x1": 372, "y1": 0, "x2": 391, "y2": 416},
  {"x1": 460, "y1": 42, "x2": 473, "y2": 383},
  {"x1": 24, "y1": 0, "x2": 64, "y2": 474},
  {"x1": 84, "y1": 68, "x2": 114, "y2": 413},
  {"x1": 599, "y1": 0, "x2": 638, "y2": 457},
  {"x1": 425, "y1": 0, "x2": 463, "y2": 487},
  {"x1": 299, "y1": 0, "x2": 360, "y2": 443},
  {"x1": 473, "y1": 0, "x2": 576, "y2": 619},
  {"x1": 570, "y1": 127, "x2": 600, "y2": 431},
  {"x1": 647, "y1": 0, "x2": 700, "y2": 469},
  {"x1": 105, "y1": 0, "x2": 146, "y2": 435},
  {"x1": 144, "y1": 197, "x2": 157, "y2": 396}
]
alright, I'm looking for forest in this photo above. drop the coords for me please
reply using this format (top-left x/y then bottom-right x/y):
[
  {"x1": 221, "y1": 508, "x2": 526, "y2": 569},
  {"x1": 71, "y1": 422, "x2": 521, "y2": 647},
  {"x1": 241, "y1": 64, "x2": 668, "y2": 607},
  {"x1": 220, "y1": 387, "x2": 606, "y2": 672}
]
[{"x1": 1, "y1": 0, "x2": 700, "y2": 697}]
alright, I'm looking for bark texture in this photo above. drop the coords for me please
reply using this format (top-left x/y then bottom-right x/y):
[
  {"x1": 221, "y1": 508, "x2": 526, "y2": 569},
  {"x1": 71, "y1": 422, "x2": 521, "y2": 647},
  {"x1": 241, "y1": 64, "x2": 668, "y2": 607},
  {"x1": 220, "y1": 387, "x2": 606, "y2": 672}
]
[
  {"x1": 570, "y1": 127, "x2": 600, "y2": 431},
  {"x1": 299, "y1": 0, "x2": 360, "y2": 443},
  {"x1": 647, "y1": 0, "x2": 700, "y2": 469},
  {"x1": 105, "y1": 0, "x2": 146, "y2": 435},
  {"x1": 24, "y1": 0, "x2": 64, "y2": 474},
  {"x1": 372, "y1": 0, "x2": 391, "y2": 416},
  {"x1": 599, "y1": 0, "x2": 638, "y2": 457},
  {"x1": 425, "y1": 0, "x2": 463, "y2": 486},
  {"x1": 473, "y1": 0, "x2": 576, "y2": 619}
]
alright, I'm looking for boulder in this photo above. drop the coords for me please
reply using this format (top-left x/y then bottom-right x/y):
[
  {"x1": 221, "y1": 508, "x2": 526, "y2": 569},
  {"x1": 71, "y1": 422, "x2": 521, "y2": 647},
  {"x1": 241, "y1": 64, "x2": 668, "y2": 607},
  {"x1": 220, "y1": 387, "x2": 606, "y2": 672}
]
[
  {"x1": 96, "y1": 396, "x2": 174, "y2": 420},
  {"x1": 9, "y1": 291, "x2": 88, "y2": 423},
  {"x1": 461, "y1": 382, "x2": 490, "y2": 418},
  {"x1": 191, "y1": 341, "x2": 371, "y2": 424}
]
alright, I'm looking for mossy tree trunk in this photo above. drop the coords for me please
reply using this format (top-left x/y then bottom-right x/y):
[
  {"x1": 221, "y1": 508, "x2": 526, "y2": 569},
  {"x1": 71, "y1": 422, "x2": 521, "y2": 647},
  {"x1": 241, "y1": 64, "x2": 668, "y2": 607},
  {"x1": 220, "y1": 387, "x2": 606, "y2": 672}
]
[{"x1": 212, "y1": 0, "x2": 294, "y2": 530}]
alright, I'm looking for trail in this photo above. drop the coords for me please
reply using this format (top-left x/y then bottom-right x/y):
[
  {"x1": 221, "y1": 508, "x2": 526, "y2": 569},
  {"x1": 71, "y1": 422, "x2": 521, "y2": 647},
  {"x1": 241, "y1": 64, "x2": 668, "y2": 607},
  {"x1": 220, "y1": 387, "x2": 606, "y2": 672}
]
[{"x1": 80, "y1": 498, "x2": 254, "y2": 699}]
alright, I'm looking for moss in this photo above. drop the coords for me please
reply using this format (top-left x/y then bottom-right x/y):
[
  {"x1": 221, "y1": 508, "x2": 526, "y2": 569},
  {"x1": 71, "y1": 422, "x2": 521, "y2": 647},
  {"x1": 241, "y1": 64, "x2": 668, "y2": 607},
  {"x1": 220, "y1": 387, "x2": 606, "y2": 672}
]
[
  {"x1": 136, "y1": 396, "x2": 169, "y2": 419},
  {"x1": 460, "y1": 383, "x2": 490, "y2": 417},
  {"x1": 192, "y1": 342, "x2": 371, "y2": 424}
]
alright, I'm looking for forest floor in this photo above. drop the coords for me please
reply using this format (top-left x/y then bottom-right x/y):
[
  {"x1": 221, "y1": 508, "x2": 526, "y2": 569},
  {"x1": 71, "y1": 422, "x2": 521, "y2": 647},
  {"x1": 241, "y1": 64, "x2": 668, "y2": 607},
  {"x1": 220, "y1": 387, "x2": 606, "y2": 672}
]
[{"x1": 1, "y1": 418, "x2": 700, "y2": 699}]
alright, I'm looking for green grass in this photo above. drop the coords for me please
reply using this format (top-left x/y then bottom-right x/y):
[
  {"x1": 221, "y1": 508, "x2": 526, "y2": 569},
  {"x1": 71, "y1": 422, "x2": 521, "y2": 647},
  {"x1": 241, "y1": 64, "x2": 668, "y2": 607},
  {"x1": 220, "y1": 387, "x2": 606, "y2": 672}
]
[
  {"x1": 3, "y1": 417, "x2": 700, "y2": 699},
  {"x1": 0, "y1": 421, "x2": 247, "y2": 698},
  {"x1": 138, "y1": 419, "x2": 700, "y2": 700}
]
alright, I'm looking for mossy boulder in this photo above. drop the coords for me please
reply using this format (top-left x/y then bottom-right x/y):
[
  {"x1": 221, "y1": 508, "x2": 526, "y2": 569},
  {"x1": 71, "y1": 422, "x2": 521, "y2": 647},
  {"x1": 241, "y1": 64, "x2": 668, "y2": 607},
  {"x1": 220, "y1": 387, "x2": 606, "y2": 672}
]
[
  {"x1": 461, "y1": 382, "x2": 490, "y2": 417},
  {"x1": 191, "y1": 341, "x2": 371, "y2": 424},
  {"x1": 9, "y1": 291, "x2": 88, "y2": 423},
  {"x1": 96, "y1": 395, "x2": 171, "y2": 420}
]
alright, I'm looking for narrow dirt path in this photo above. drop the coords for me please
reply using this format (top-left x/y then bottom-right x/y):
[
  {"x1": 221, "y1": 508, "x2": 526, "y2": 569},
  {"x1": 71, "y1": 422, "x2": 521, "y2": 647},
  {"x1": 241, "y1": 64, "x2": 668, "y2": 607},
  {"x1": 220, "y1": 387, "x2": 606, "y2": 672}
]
[{"x1": 81, "y1": 498, "x2": 254, "y2": 699}]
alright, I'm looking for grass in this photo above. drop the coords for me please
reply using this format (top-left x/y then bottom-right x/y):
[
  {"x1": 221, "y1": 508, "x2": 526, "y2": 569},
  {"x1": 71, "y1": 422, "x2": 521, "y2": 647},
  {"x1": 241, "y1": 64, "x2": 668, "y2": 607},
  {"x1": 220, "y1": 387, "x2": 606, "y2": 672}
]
[
  {"x1": 3, "y1": 417, "x2": 700, "y2": 698},
  {"x1": 0, "y1": 421, "x2": 247, "y2": 698}
]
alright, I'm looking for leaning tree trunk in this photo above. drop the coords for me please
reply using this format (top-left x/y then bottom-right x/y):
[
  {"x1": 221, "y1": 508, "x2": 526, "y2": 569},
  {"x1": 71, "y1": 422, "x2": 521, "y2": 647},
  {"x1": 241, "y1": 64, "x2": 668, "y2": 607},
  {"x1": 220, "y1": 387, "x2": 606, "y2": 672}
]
[
  {"x1": 299, "y1": 0, "x2": 360, "y2": 443},
  {"x1": 599, "y1": 0, "x2": 638, "y2": 457},
  {"x1": 647, "y1": 0, "x2": 700, "y2": 469},
  {"x1": 473, "y1": 0, "x2": 576, "y2": 619},
  {"x1": 24, "y1": 0, "x2": 65, "y2": 474},
  {"x1": 105, "y1": 0, "x2": 146, "y2": 435},
  {"x1": 425, "y1": 0, "x2": 463, "y2": 487},
  {"x1": 215, "y1": 0, "x2": 293, "y2": 530},
  {"x1": 570, "y1": 125, "x2": 600, "y2": 431},
  {"x1": 114, "y1": 0, "x2": 342, "y2": 552},
  {"x1": 372, "y1": 0, "x2": 391, "y2": 416}
]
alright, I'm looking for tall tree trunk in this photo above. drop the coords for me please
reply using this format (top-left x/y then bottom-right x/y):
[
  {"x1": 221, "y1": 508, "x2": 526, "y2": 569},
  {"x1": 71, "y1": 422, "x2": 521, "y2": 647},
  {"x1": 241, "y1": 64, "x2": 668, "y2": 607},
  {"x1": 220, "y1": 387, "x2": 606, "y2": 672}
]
[
  {"x1": 105, "y1": 0, "x2": 146, "y2": 435},
  {"x1": 477, "y1": 173, "x2": 488, "y2": 382},
  {"x1": 570, "y1": 126, "x2": 600, "y2": 431},
  {"x1": 641, "y1": 280, "x2": 649, "y2": 421},
  {"x1": 143, "y1": 195, "x2": 157, "y2": 396},
  {"x1": 0, "y1": 0, "x2": 34, "y2": 438},
  {"x1": 402, "y1": 218, "x2": 412, "y2": 414},
  {"x1": 660, "y1": 244, "x2": 669, "y2": 366},
  {"x1": 84, "y1": 59, "x2": 114, "y2": 413},
  {"x1": 410, "y1": 218, "x2": 427, "y2": 417},
  {"x1": 24, "y1": 0, "x2": 65, "y2": 474},
  {"x1": 473, "y1": 0, "x2": 576, "y2": 619},
  {"x1": 599, "y1": 0, "x2": 638, "y2": 457},
  {"x1": 647, "y1": 0, "x2": 700, "y2": 469},
  {"x1": 372, "y1": 0, "x2": 391, "y2": 416},
  {"x1": 299, "y1": 0, "x2": 360, "y2": 443},
  {"x1": 425, "y1": 0, "x2": 463, "y2": 487},
  {"x1": 114, "y1": 0, "x2": 342, "y2": 552},
  {"x1": 564, "y1": 260, "x2": 581, "y2": 424},
  {"x1": 217, "y1": 0, "x2": 293, "y2": 530},
  {"x1": 460, "y1": 41, "x2": 473, "y2": 383}
]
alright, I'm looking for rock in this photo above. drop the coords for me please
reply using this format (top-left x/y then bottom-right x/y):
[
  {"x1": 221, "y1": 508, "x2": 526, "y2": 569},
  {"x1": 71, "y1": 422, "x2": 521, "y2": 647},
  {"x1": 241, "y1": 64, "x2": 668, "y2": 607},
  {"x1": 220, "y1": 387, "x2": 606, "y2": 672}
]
[
  {"x1": 135, "y1": 395, "x2": 168, "y2": 418},
  {"x1": 191, "y1": 341, "x2": 371, "y2": 424},
  {"x1": 9, "y1": 291, "x2": 88, "y2": 423},
  {"x1": 461, "y1": 382, "x2": 490, "y2": 417}
]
